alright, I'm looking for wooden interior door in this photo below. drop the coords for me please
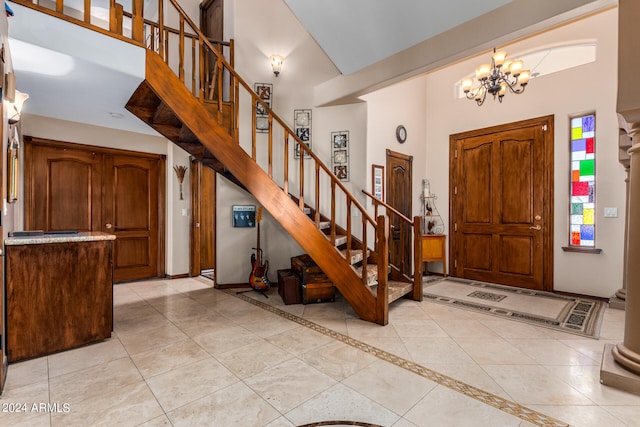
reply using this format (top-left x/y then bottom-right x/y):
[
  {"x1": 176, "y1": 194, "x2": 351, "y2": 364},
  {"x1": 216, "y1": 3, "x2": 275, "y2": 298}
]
[
  {"x1": 103, "y1": 154, "x2": 164, "y2": 282},
  {"x1": 386, "y1": 149, "x2": 413, "y2": 274},
  {"x1": 24, "y1": 137, "x2": 165, "y2": 283},
  {"x1": 449, "y1": 116, "x2": 554, "y2": 291},
  {"x1": 200, "y1": 0, "x2": 223, "y2": 41},
  {"x1": 200, "y1": 0, "x2": 224, "y2": 99},
  {"x1": 190, "y1": 160, "x2": 216, "y2": 280}
]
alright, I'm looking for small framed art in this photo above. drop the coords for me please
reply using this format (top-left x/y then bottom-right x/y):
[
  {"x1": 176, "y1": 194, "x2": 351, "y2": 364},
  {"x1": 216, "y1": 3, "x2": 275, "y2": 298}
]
[
  {"x1": 294, "y1": 109, "x2": 312, "y2": 159},
  {"x1": 254, "y1": 83, "x2": 272, "y2": 133},
  {"x1": 232, "y1": 205, "x2": 256, "y2": 227},
  {"x1": 372, "y1": 164, "x2": 384, "y2": 200},
  {"x1": 331, "y1": 131, "x2": 349, "y2": 182}
]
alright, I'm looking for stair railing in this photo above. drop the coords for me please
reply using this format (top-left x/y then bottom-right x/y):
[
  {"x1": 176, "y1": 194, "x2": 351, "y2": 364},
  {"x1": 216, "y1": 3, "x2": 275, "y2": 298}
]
[
  {"x1": 363, "y1": 190, "x2": 424, "y2": 299},
  {"x1": 151, "y1": 0, "x2": 389, "y2": 291}
]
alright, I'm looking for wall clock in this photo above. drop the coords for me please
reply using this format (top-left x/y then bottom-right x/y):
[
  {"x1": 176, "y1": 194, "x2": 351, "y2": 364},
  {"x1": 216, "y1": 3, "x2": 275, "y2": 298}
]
[{"x1": 395, "y1": 125, "x2": 407, "y2": 143}]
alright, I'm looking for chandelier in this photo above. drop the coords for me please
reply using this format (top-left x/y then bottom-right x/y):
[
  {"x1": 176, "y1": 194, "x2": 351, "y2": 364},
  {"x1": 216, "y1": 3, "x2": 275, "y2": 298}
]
[{"x1": 461, "y1": 49, "x2": 530, "y2": 106}]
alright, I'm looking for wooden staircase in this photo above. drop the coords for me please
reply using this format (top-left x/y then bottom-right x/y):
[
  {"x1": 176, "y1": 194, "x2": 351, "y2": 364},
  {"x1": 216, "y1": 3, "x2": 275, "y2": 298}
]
[{"x1": 13, "y1": 0, "x2": 425, "y2": 325}]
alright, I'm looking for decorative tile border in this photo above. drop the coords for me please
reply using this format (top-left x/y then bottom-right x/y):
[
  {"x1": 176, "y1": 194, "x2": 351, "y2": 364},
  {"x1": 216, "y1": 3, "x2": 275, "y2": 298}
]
[{"x1": 225, "y1": 289, "x2": 571, "y2": 427}]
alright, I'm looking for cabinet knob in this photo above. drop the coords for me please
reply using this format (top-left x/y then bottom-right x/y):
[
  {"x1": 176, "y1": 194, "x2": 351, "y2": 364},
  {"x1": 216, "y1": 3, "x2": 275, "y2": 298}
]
[{"x1": 106, "y1": 223, "x2": 113, "y2": 229}]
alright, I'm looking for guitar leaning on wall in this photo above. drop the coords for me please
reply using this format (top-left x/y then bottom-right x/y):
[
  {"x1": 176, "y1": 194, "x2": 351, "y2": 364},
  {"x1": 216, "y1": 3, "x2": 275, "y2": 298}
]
[{"x1": 249, "y1": 207, "x2": 270, "y2": 291}]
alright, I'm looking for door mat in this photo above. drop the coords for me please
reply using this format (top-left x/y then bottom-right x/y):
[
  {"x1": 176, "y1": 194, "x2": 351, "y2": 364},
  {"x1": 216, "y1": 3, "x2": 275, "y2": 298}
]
[{"x1": 423, "y1": 277, "x2": 606, "y2": 339}]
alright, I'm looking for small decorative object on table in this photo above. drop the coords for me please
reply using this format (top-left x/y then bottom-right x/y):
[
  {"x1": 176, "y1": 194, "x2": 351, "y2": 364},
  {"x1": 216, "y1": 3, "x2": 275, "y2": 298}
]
[{"x1": 421, "y1": 179, "x2": 444, "y2": 234}]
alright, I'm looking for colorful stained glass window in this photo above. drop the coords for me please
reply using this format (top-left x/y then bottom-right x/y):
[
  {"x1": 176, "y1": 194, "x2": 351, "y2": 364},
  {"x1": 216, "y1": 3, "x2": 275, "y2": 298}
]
[{"x1": 570, "y1": 114, "x2": 595, "y2": 247}]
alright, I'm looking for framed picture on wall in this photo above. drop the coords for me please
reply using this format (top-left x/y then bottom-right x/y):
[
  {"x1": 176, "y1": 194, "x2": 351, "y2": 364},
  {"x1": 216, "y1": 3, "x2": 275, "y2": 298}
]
[
  {"x1": 254, "y1": 83, "x2": 272, "y2": 133},
  {"x1": 331, "y1": 131, "x2": 349, "y2": 182},
  {"x1": 232, "y1": 205, "x2": 256, "y2": 228},
  {"x1": 372, "y1": 164, "x2": 384, "y2": 200},
  {"x1": 294, "y1": 109, "x2": 312, "y2": 159},
  {"x1": 7, "y1": 125, "x2": 19, "y2": 204}
]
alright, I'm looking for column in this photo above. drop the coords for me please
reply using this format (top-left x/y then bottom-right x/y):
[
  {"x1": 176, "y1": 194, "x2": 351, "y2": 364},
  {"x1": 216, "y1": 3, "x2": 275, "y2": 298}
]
[
  {"x1": 601, "y1": 123, "x2": 640, "y2": 392},
  {"x1": 609, "y1": 160, "x2": 630, "y2": 309}
]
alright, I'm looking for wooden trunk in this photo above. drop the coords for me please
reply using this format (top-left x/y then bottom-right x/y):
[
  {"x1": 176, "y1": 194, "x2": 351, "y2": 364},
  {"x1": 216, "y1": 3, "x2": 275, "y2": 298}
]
[
  {"x1": 277, "y1": 269, "x2": 301, "y2": 305},
  {"x1": 302, "y1": 281, "x2": 335, "y2": 304},
  {"x1": 291, "y1": 254, "x2": 328, "y2": 283}
]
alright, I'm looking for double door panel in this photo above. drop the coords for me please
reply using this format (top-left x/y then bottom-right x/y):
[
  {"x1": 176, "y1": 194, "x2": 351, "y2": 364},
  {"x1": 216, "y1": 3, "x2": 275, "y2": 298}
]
[
  {"x1": 451, "y1": 118, "x2": 553, "y2": 291},
  {"x1": 25, "y1": 138, "x2": 164, "y2": 282}
]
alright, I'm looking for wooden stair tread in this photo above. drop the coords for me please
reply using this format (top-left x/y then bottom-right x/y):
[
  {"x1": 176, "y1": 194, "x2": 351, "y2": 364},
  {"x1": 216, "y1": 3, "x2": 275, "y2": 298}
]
[
  {"x1": 339, "y1": 248, "x2": 370, "y2": 265},
  {"x1": 324, "y1": 234, "x2": 348, "y2": 247},
  {"x1": 353, "y1": 263, "x2": 378, "y2": 285},
  {"x1": 371, "y1": 281, "x2": 414, "y2": 303}
]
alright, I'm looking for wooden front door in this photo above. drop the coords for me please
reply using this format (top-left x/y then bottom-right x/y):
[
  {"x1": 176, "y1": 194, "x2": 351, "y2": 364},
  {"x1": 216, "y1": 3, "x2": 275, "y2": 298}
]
[
  {"x1": 386, "y1": 149, "x2": 413, "y2": 274},
  {"x1": 24, "y1": 137, "x2": 165, "y2": 282},
  {"x1": 190, "y1": 160, "x2": 216, "y2": 280},
  {"x1": 449, "y1": 116, "x2": 554, "y2": 291}
]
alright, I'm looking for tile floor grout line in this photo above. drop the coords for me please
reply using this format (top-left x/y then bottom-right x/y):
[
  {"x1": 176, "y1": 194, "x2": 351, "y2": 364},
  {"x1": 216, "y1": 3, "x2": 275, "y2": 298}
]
[{"x1": 225, "y1": 288, "x2": 572, "y2": 427}]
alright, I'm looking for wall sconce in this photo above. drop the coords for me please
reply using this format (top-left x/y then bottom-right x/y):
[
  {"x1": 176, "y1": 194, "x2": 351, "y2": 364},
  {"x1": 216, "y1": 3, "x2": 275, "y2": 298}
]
[
  {"x1": 173, "y1": 165, "x2": 188, "y2": 200},
  {"x1": 8, "y1": 90, "x2": 29, "y2": 124},
  {"x1": 270, "y1": 54, "x2": 284, "y2": 77}
]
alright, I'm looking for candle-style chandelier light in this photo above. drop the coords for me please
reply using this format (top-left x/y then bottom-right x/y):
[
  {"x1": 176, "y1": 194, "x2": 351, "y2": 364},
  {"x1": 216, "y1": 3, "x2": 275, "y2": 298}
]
[{"x1": 461, "y1": 48, "x2": 531, "y2": 106}]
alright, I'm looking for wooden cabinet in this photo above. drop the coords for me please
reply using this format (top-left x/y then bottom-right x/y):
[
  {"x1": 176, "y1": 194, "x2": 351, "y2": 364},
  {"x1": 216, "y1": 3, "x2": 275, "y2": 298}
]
[
  {"x1": 5, "y1": 234, "x2": 115, "y2": 362},
  {"x1": 421, "y1": 234, "x2": 447, "y2": 277}
]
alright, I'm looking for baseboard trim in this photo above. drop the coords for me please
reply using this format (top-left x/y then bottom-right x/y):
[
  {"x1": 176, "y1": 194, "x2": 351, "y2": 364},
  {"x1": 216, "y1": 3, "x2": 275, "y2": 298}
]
[{"x1": 165, "y1": 273, "x2": 190, "y2": 280}]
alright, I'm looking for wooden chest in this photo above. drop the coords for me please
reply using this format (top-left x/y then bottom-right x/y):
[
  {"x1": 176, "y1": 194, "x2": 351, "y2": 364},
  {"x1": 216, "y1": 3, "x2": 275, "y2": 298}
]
[
  {"x1": 277, "y1": 269, "x2": 301, "y2": 305},
  {"x1": 302, "y1": 281, "x2": 335, "y2": 304},
  {"x1": 291, "y1": 254, "x2": 335, "y2": 304},
  {"x1": 291, "y1": 254, "x2": 328, "y2": 284}
]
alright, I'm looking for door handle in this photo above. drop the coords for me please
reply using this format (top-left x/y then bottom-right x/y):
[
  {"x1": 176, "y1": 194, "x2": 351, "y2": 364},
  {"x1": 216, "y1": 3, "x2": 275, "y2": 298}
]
[
  {"x1": 529, "y1": 225, "x2": 542, "y2": 230},
  {"x1": 106, "y1": 223, "x2": 113, "y2": 229}
]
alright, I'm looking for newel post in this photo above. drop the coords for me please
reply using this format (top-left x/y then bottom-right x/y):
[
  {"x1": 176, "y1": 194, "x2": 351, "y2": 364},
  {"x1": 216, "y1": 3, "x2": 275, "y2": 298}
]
[
  {"x1": 376, "y1": 215, "x2": 389, "y2": 325},
  {"x1": 412, "y1": 215, "x2": 424, "y2": 301}
]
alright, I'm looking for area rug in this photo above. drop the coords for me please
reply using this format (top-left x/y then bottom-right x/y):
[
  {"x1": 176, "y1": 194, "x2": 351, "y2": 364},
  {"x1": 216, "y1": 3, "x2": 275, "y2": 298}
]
[{"x1": 423, "y1": 277, "x2": 606, "y2": 338}]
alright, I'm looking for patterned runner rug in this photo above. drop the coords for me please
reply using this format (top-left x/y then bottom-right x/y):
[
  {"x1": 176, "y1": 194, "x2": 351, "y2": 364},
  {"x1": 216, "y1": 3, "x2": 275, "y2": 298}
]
[{"x1": 423, "y1": 277, "x2": 606, "y2": 338}]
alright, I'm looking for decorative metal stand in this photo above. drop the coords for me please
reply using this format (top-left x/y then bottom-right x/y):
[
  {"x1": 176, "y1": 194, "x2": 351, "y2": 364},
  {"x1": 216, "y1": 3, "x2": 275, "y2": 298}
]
[{"x1": 420, "y1": 179, "x2": 444, "y2": 234}]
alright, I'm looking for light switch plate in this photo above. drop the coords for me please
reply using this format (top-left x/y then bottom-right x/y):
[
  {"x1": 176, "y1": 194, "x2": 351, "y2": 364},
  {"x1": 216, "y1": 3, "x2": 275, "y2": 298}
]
[{"x1": 604, "y1": 207, "x2": 618, "y2": 218}]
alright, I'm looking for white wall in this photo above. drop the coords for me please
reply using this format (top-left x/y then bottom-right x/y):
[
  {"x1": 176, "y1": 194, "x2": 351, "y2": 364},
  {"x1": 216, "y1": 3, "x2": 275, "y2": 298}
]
[
  {"x1": 358, "y1": 8, "x2": 623, "y2": 297},
  {"x1": 422, "y1": 8, "x2": 624, "y2": 297},
  {"x1": 166, "y1": 143, "x2": 191, "y2": 276},
  {"x1": 361, "y1": 76, "x2": 428, "y2": 219}
]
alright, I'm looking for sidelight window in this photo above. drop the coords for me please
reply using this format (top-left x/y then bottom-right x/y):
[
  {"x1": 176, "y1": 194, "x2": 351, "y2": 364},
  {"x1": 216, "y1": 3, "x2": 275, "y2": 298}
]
[{"x1": 569, "y1": 113, "x2": 596, "y2": 247}]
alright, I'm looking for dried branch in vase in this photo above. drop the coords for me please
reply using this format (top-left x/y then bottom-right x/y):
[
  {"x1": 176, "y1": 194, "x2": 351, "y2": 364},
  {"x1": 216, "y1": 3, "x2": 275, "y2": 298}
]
[{"x1": 173, "y1": 165, "x2": 188, "y2": 200}]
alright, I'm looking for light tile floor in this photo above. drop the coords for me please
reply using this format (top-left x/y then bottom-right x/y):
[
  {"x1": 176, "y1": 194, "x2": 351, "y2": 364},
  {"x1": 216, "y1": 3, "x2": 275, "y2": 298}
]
[{"x1": 1, "y1": 277, "x2": 639, "y2": 427}]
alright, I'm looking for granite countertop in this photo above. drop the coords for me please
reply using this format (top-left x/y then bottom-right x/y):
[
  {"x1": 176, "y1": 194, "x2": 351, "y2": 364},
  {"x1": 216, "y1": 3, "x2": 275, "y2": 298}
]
[{"x1": 5, "y1": 231, "x2": 116, "y2": 245}]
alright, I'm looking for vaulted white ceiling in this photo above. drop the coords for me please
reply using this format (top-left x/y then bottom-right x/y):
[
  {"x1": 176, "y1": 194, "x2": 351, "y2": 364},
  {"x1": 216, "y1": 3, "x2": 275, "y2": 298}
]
[{"x1": 282, "y1": 0, "x2": 515, "y2": 76}]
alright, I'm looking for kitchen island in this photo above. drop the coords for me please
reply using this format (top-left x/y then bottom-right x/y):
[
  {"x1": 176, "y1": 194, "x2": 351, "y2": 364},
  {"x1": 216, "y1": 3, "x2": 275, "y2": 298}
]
[{"x1": 5, "y1": 232, "x2": 115, "y2": 362}]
